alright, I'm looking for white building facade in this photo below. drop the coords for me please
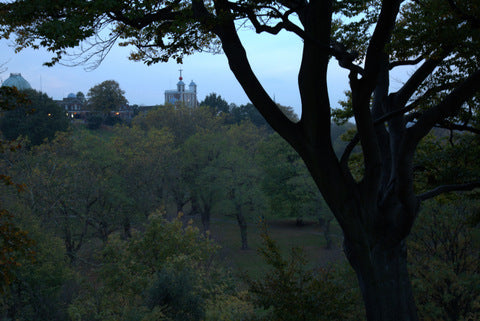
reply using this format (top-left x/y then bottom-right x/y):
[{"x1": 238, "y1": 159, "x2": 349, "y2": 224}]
[{"x1": 164, "y1": 71, "x2": 198, "y2": 108}]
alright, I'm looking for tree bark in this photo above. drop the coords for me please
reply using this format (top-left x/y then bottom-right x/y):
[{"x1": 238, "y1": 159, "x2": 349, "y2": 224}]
[{"x1": 345, "y1": 238, "x2": 419, "y2": 321}]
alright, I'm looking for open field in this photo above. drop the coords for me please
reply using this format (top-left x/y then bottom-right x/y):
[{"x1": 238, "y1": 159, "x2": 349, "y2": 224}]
[{"x1": 199, "y1": 216, "x2": 346, "y2": 278}]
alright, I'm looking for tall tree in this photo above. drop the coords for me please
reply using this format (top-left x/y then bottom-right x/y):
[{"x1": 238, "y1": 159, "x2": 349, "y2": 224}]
[
  {"x1": 2, "y1": 1, "x2": 480, "y2": 320},
  {"x1": 86, "y1": 80, "x2": 128, "y2": 113}
]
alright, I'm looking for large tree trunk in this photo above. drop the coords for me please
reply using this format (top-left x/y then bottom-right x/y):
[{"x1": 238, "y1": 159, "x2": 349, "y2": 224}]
[{"x1": 345, "y1": 239, "x2": 419, "y2": 321}]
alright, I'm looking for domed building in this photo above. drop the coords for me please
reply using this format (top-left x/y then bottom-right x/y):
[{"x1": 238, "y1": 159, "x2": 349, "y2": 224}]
[
  {"x1": 1, "y1": 73, "x2": 32, "y2": 90},
  {"x1": 164, "y1": 70, "x2": 198, "y2": 108},
  {"x1": 56, "y1": 92, "x2": 86, "y2": 118}
]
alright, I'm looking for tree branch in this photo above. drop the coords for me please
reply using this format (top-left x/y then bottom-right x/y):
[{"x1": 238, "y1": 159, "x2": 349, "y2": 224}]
[
  {"x1": 407, "y1": 68, "x2": 480, "y2": 150},
  {"x1": 393, "y1": 56, "x2": 444, "y2": 108},
  {"x1": 418, "y1": 180, "x2": 480, "y2": 201},
  {"x1": 340, "y1": 133, "x2": 359, "y2": 170},
  {"x1": 435, "y1": 121, "x2": 480, "y2": 135},
  {"x1": 109, "y1": 6, "x2": 181, "y2": 30},
  {"x1": 389, "y1": 56, "x2": 423, "y2": 69},
  {"x1": 208, "y1": 0, "x2": 300, "y2": 148},
  {"x1": 352, "y1": 0, "x2": 401, "y2": 191}
]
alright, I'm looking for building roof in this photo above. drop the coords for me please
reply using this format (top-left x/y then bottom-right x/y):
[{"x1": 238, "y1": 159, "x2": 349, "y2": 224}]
[{"x1": 1, "y1": 73, "x2": 32, "y2": 90}]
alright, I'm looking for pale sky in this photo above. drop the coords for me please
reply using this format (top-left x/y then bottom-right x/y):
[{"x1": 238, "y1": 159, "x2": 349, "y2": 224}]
[{"x1": 0, "y1": 28, "x2": 351, "y2": 116}]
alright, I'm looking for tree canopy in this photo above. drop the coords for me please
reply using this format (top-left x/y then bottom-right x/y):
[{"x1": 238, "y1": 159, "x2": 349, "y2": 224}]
[
  {"x1": 0, "y1": 89, "x2": 70, "y2": 146},
  {"x1": 1, "y1": 1, "x2": 480, "y2": 320},
  {"x1": 86, "y1": 80, "x2": 128, "y2": 113}
]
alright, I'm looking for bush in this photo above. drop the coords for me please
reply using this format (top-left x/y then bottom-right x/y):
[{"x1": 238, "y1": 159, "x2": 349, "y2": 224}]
[
  {"x1": 86, "y1": 114, "x2": 103, "y2": 130},
  {"x1": 245, "y1": 223, "x2": 363, "y2": 321}
]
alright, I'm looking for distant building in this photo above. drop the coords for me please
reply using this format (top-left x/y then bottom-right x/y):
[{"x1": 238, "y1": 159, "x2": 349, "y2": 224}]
[
  {"x1": 56, "y1": 92, "x2": 86, "y2": 118},
  {"x1": 164, "y1": 70, "x2": 198, "y2": 108},
  {"x1": 1, "y1": 73, "x2": 32, "y2": 90}
]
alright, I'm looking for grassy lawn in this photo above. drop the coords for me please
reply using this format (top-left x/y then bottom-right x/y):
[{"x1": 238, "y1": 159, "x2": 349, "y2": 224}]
[{"x1": 204, "y1": 216, "x2": 346, "y2": 278}]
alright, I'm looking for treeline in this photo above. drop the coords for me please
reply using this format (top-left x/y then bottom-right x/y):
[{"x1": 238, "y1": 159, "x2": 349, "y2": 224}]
[
  {"x1": 1, "y1": 94, "x2": 479, "y2": 320},
  {"x1": 0, "y1": 100, "x2": 361, "y2": 320}
]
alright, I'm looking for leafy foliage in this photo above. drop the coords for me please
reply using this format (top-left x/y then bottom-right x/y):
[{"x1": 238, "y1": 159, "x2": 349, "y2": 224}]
[
  {"x1": 0, "y1": 217, "x2": 72, "y2": 321},
  {"x1": 68, "y1": 212, "x2": 226, "y2": 321},
  {"x1": 258, "y1": 133, "x2": 327, "y2": 221},
  {"x1": 409, "y1": 199, "x2": 480, "y2": 321},
  {"x1": 246, "y1": 222, "x2": 363, "y2": 321},
  {"x1": 87, "y1": 80, "x2": 128, "y2": 113},
  {"x1": 0, "y1": 89, "x2": 70, "y2": 146},
  {"x1": 200, "y1": 93, "x2": 230, "y2": 114},
  {"x1": 0, "y1": 209, "x2": 35, "y2": 294}
]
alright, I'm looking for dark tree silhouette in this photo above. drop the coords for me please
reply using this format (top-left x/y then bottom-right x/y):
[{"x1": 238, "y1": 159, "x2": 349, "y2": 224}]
[{"x1": 1, "y1": 1, "x2": 480, "y2": 320}]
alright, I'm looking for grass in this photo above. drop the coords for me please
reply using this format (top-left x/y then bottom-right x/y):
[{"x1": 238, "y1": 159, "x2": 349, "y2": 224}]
[{"x1": 200, "y1": 216, "x2": 346, "y2": 278}]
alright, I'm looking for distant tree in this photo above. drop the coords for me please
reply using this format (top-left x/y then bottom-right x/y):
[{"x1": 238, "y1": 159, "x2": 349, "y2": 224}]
[
  {"x1": 228, "y1": 103, "x2": 268, "y2": 127},
  {"x1": 3, "y1": 0, "x2": 480, "y2": 318},
  {"x1": 200, "y1": 93, "x2": 230, "y2": 114},
  {"x1": 258, "y1": 133, "x2": 333, "y2": 247},
  {"x1": 76, "y1": 91, "x2": 85, "y2": 102},
  {"x1": 3, "y1": 131, "x2": 131, "y2": 263},
  {"x1": 0, "y1": 89, "x2": 69, "y2": 146},
  {"x1": 181, "y1": 130, "x2": 228, "y2": 233},
  {"x1": 87, "y1": 80, "x2": 127, "y2": 114},
  {"x1": 68, "y1": 213, "x2": 225, "y2": 321},
  {"x1": 112, "y1": 125, "x2": 174, "y2": 222},
  {"x1": 217, "y1": 122, "x2": 266, "y2": 250},
  {"x1": 133, "y1": 105, "x2": 223, "y2": 146}
]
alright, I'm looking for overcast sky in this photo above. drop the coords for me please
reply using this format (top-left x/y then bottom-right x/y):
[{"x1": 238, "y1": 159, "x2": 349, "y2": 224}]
[{"x1": 0, "y1": 28, "x2": 352, "y2": 117}]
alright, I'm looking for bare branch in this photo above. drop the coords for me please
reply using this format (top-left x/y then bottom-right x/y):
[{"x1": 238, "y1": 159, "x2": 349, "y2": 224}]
[{"x1": 418, "y1": 180, "x2": 480, "y2": 201}]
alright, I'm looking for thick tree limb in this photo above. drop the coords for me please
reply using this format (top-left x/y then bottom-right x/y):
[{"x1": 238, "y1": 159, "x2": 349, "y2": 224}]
[
  {"x1": 205, "y1": 0, "x2": 300, "y2": 148},
  {"x1": 298, "y1": 0, "x2": 332, "y2": 145},
  {"x1": 418, "y1": 180, "x2": 480, "y2": 201},
  {"x1": 352, "y1": 0, "x2": 401, "y2": 192}
]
